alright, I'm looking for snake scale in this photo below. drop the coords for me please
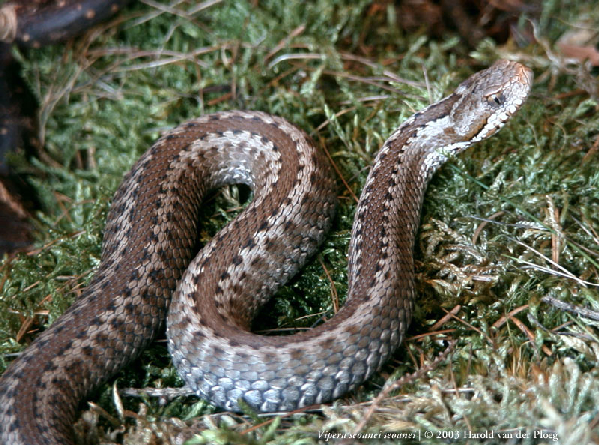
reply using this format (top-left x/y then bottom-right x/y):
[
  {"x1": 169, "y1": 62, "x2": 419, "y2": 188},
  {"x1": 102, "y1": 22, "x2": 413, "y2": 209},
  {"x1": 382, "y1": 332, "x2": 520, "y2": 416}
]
[{"x1": 0, "y1": 59, "x2": 532, "y2": 444}]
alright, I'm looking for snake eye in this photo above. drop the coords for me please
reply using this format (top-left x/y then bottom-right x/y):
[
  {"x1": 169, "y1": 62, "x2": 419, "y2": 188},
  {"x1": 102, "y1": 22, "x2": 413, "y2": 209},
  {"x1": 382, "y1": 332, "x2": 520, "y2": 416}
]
[{"x1": 488, "y1": 93, "x2": 505, "y2": 107}]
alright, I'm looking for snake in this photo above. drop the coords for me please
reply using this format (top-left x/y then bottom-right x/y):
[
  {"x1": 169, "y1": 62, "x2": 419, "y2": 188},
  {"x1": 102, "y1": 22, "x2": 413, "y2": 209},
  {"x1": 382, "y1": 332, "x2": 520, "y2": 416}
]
[{"x1": 0, "y1": 59, "x2": 532, "y2": 445}]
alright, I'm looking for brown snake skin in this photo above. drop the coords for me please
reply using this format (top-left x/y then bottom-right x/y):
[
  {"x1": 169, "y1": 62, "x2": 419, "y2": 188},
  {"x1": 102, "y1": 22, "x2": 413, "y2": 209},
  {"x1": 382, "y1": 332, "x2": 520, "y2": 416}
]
[{"x1": 0, "y1": 59, "x2": 532, "y2": 444}]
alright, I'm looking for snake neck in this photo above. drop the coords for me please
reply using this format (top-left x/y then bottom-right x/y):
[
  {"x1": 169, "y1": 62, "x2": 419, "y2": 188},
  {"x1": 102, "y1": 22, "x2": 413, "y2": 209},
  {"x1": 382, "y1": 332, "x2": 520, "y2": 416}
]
[{"x1": 348, "y1": 92, "x2": 469, "y2": 300}]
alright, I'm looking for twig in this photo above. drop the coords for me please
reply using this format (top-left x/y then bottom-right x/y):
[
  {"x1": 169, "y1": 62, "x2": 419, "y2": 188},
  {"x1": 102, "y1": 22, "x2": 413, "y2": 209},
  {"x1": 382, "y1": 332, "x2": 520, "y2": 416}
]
[
  {"x1": 352, "y1": 340, "x2": 457, "y2": 434},
  {"x1": 541, "y1": 295, "x2": 599, "y2": 322}
]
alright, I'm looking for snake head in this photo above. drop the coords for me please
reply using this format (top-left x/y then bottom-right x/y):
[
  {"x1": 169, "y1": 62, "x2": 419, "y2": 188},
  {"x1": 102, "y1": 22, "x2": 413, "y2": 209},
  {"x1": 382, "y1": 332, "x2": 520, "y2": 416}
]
[{"x1": 450, "y1": 59, "x2": 533, "y2": 143}]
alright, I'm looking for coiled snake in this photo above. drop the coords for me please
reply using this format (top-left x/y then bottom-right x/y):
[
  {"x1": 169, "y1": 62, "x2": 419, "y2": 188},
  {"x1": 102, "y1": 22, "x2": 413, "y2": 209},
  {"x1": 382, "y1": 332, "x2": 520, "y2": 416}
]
[{"x1": 0, "y1": 59, "x2": 532, "y2": 444}]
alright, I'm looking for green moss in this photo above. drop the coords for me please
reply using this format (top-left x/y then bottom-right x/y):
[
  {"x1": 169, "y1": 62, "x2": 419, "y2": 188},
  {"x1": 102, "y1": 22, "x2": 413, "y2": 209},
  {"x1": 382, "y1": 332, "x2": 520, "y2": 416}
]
[{"x1": 1, "y1": 0, "x2": 598, "y2": 443}]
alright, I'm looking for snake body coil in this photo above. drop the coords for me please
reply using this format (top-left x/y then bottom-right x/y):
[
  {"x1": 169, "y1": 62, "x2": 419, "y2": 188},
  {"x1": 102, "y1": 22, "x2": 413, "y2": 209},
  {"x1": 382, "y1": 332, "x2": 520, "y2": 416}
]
[{"x1": 0, "y1": 60, "x2": 532, "y2": 445}]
